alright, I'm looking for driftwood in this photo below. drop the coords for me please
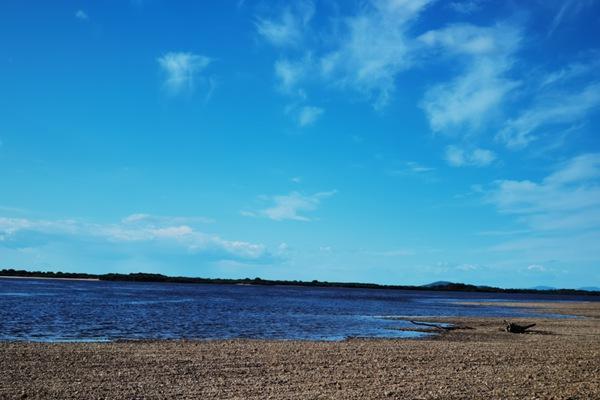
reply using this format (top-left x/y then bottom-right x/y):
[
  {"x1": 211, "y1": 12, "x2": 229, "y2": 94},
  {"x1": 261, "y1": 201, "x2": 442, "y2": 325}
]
[
  {"x1": 504, "y1": 320, "x2": 536, "y2": 333},
  {"x1": 409, "y1": 320, "x2": 473, "y2": 331}
]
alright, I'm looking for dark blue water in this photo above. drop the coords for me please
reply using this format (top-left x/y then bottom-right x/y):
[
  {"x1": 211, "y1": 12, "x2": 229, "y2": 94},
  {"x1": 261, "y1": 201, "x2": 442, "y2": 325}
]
[{"x1": 0, "y1": 278, "x2": 597, "y2": 342}]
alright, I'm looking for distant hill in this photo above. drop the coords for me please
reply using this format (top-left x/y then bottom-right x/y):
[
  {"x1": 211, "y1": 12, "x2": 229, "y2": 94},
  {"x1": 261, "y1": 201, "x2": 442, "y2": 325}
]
[
  {"x1": 422, "y1": 281, "x2": 454, "y2": 288},
  {"x1": 579, "y1": 287, "x2": 600, "y2": 292},
  {"x1": 530, "y1": 286, "x2": 556, "y2": 291},
  {"x1": 422, "y1": 281, "x2": 498, "y2": 291}
]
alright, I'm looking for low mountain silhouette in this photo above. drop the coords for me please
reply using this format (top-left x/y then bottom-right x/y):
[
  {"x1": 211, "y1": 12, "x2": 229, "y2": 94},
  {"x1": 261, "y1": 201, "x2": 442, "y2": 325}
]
[
  {"x1": 422, "y1": 281, "x2": 454, "y2": 288},
  {"x1": 579, "y1": 286, "x2": 600, "y2": 292}
]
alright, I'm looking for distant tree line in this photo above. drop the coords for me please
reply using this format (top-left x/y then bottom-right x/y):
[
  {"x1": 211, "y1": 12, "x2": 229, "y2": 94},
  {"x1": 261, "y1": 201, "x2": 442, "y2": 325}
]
[{"x1": 1, "y1": 268, "x2": 598, "y2": 296}]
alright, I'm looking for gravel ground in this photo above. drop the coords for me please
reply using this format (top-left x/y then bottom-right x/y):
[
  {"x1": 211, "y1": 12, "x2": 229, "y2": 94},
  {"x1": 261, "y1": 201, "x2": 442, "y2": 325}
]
[{"x1": 1, "y1": 301, "x2": 599, "y2": 399}]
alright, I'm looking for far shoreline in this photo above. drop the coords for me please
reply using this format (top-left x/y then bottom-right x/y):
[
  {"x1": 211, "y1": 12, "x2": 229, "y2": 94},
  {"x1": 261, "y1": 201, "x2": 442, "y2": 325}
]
[
  {"x1": 0, "y1": 275, "x2": 100, "y2": 282},
  {"x1": 2, "y1": 268, "x2": 599, "y2": 296}
]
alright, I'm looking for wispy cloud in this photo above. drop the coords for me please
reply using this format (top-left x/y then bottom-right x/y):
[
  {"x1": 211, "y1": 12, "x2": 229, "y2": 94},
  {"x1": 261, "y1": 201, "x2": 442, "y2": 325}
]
[
  {"x1": 539, "y1": 56, "x2": 600, "y2": 88},
  {"x1": 296, "y1": 105, "x2": 323, "y2": 127},
  {"x1": 157, "y1": 52, "x2": 213, "y2": 96},
  {"x1": 256, "y1": 0, "x2": 434, "y2": 109},
  {"x1": 457, "y1": 263, "x2": 479, "y2": 271},
  {"x1": 444, "y1": 145, "x2": 496, "y2": 167},
  {"x1": 527, "y1": 264, "x2": 546, "y2": 272},
  {"x1": 496, "y1": 82, "x2": 600, "y2": 149},
  {"x1": 419, "y1": 23, "x2": 522, "y2": 133},
  {"x1": 121, "y1": 213, "x2": 214, "y2": 225},
  {"x1": 363, "y1": 249, "x2": 415, "y2": 257},
  {"x1": 274, "y1": 56, "x2": 313, "y2": 95},
  {"x1": 75, "y1": 9, "x2": 88, "y2": 21},
  {"x1": 405, "y1": 161, "x2": 435, "y2": 173},
  {"x1": 320, "y1": 0, "x2": 434, "y2": 108},
  {"x1": 386, "y1": 161, "x2": 435, "y2": 178},
  {"x1": 254, "y1": 1, "x2": 597, "y2": 173},
  {"x1": 488, "y1": 231, "x2": 600, "y2": 267},
  {"x1": 255, "y1": 1, "x2": 314, "y2": 48},
  {"x1": 486, "y1": 153, "x2": 600, "y2": 231},
  {"x1": 284, "y1": 103, "x2": 324, "y2": 127},
  {"x1": 246, "y1": 190, "x2": 336, "y2": 221},
  {"x1": 547, "y1": 0, "x2": 595, "y2": 37},
  {"x1": 0, "y1": 214, "x2": 269, "y2": 262},
  {"x1": 449, "y1": 0, "x2": 485, "y2": 14}
]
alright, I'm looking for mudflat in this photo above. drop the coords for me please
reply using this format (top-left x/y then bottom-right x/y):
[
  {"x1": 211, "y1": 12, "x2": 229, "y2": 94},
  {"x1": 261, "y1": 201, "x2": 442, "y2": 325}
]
[{"x1": 1, "y1": 301, "x2": 599, "y2": 399}]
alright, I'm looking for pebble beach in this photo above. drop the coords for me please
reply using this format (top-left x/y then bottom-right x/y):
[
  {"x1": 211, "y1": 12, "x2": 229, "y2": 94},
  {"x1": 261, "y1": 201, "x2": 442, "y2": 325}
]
[{"x1": 1, "y1": 301, "x2": 599, "y2": 399}]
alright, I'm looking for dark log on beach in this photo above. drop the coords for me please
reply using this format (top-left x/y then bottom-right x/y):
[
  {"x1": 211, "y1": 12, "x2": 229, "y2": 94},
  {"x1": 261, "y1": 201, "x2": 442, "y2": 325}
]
[
  {"x1": 409, "y1": 320, "x2": 473, "y2": 331},
  {"x1": 504, "y1": 320, "x2": 536, "y2": 333}
]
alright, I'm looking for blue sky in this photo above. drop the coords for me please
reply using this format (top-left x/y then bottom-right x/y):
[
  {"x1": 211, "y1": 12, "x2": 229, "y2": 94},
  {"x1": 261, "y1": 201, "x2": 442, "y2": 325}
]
[{"x1": 1, "y1": 0, "x2": 599, "y2": 288}]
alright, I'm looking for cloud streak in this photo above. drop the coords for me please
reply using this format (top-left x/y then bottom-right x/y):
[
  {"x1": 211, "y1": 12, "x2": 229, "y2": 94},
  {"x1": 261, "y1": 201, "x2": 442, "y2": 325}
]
[
  {"x1": 496, "y1": 82, "x2": 600, "y2": 149},
  {"x1": 486, "y1": 153, "x2": 600, "y2": 231},
  {"x1": 444, "y1": 145, "x2": 496, "y2": 167},
  {"x1": 246, "y1": 191, "x2": 337, "y2": 221},
  {"x1": 0, "y1": 214, "x2": 270, "y2": 262},
  {"x1": 419, "y1": 23, "x2": 522, "y2": 133},
  {"x1": 75, "y1": 9, "x2": 88, "y2": 20},
  {"x1": 320, "y1": 0, "x2": 434, "y2": 108},
  {"x1": 157, "y1": 52, "x2": 213, "y2": 96},
  {"x1": 255, "y1": 1, "x2": 314, "y2": 48}
]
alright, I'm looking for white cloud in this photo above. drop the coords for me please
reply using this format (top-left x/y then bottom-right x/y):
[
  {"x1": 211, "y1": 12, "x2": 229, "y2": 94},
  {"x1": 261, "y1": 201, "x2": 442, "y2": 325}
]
[
  {"x1": 496, "y1": 82, "x2": 600, "y2": 149},
  {"x1": 471, "y1": 148, "x2": 496, "y2": 166},
  {"x1": 157, "y1": 52, "x2": 212, "y2": 96},
  {"x1": 527, "y1": 264, "x2": 546, "y2": 272},
  {"x1": 444, "y1": 146, "x2": 466, "y2": 166},
  {"x1": 150, "y1": 225, "x2": 194, "y2": 239},
  {"x1": 365, "y1": 249, "x2": 415, "y2": 257},
  {"x1": 545, "y1": 153, "x2": 600, "y2": 185},
  {"x1": 488, "y1": 231, "x2": 600, "y2": 266},
  {"x1": 255, "y1": 1, "x2": 314, "y2": 47},
  {"x1": 273, "y1": 56, "x2": 319, "y2": 126},
  {"x1": 256, "y1": 0, "x2": 434, "y2": 123},
  {"x1": 449, "y1": 1, "x2": 485, "y2": 14},
  {"x1": 388, "y1": 161, "x2": 435, "y2": 178},
  {"x1": 75, "y1": 10, "x2": 88, "y2": 20},
  {"x1": 274, "y1": 57, "x2": 312, "y2": 94},
  {"x1": 487, "y1": 153, "x2": 600, "y2": 231},
  {"x1": 253, "y1": 190, "x2": 336, "y2": 221},
  {"x1": 122, "y1": 213, "x2": 214, "y2": 225},
  {"x1": 419, "y1": 23, "x2": 522, "y2": 133},
  {"x1": 320, "y1": 0, "x2": 433, "y2": 108},
  {"x1": 418, "y1": 23, "x2": 514, "y2": 56},
  {"x1": 297, "y1": 106, "x2": 324, "y2": 127},
  {"x1": 0, "y1": 214, "x2": 269, "y2": 262},
  {"x1": 444, "y1": 145, "x2": 496, "y2": 167},
  {"x1": 548, "y1": 0, "x2": 595, "y2": 37},
  {"x1": 457, "y1": 263, "x2": 478, "y2": 271},
  {"x1": 284, "y1": 103, "x2": 324, "y2": 127},
  {"x1": 422, "y1": 61, "x2": 519, "y2": 133},
  {"x1": 405, "y1": 161, "x2": 434, "y2": 173},
  {"x1": 539, "y1": 57, "x2": 600, "y2": 88}
]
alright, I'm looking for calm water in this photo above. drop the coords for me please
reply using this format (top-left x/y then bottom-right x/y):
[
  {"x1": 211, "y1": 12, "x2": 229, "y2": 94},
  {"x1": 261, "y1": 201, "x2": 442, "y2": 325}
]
[{"x1": 0, "y1": 278, "x2": 597, "y2": 342}]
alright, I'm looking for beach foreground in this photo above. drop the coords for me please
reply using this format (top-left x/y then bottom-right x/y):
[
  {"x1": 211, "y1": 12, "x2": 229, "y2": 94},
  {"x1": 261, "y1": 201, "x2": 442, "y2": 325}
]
[{"x1": 1, "y1": 302, "x2": 599, "y2": 400}]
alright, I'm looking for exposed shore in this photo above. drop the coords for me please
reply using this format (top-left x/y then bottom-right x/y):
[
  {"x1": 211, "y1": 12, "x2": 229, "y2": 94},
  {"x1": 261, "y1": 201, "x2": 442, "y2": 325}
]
[{"x1": 1, "y1": 302, "x2": 599, "y2": 399}]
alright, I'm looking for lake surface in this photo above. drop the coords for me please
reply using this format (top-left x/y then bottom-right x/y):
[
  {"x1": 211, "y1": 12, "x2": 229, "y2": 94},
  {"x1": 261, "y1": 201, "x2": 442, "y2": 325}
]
[{"x1": 0, "y1": 278, "x2": 597, "y2": 342}]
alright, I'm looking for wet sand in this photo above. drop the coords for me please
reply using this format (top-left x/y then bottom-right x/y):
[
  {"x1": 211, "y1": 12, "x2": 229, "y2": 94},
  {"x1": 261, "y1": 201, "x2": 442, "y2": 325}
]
[{"x1": 1, "y1": 301, "x2": 599, "y2": 399}]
